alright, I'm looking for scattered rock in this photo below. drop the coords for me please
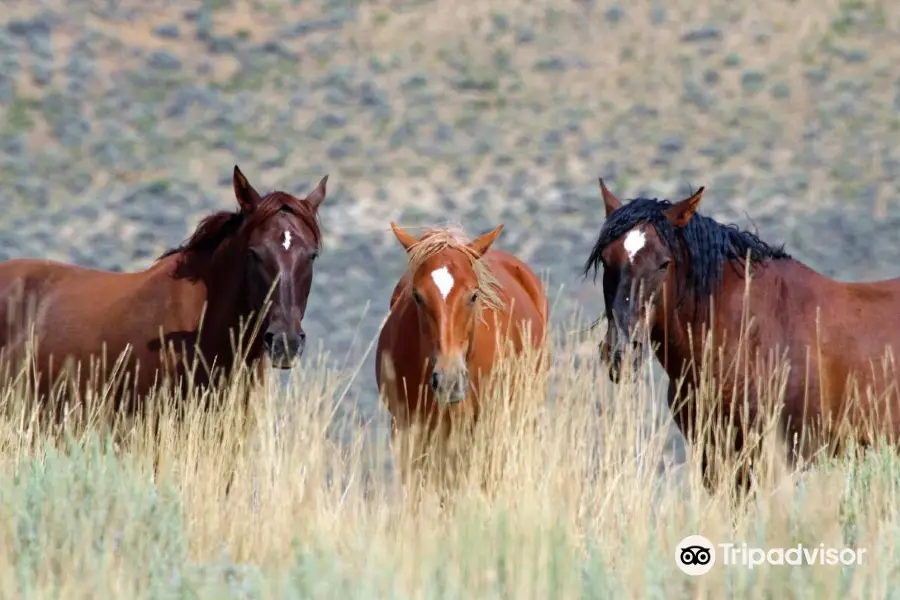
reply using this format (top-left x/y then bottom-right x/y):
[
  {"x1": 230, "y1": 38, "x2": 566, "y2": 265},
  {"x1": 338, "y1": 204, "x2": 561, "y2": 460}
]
[
  {"x1": 741, "y1": 70, "x2": 766, "y2": 95},
  {"x1": 534, "y1": 57, "x2": 568, "y2": 72},
  {"x1": 281, "y1": 15, "x2": 348, "y2": 38},
  {"x1": 146, "y1": 50, "x2": 182, "y2": 71},
  {"x1": 153, "y1": 23, "x2": 181, "y2": 39},
  {"x1": 682, "y1": 26, "x2": 722, "y2": 43},
  {"x1": 604, "y1": 5, "x2": 625, "y2": 25}
]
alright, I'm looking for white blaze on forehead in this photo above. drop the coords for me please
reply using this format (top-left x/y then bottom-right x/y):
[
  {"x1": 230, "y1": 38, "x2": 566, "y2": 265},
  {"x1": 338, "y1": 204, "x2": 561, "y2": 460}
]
[
  {"x1": 623, "y1": 228, "x2": 647, "y2": 262},
  {"x1": 282, "y1": 230, "x2": 292, "y2": 251},
  {"x1": 430, "y1": 266, "x2": 454, "y2": 300}
]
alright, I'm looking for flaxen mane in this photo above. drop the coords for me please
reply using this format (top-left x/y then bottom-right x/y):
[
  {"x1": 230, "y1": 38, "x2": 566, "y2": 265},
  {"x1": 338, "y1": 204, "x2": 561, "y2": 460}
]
[{"x1": 402, "y1": 225, "x2": 504, "y2": 316}]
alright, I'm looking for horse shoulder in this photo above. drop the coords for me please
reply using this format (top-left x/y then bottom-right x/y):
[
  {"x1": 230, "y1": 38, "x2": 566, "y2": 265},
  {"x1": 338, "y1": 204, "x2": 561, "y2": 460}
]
[
  {"x1": 376, "y1": 284, "x2": 422, "y2": 428},
  {"x1": 491, "y1": 251, "x2": 548, "y2": 323}
]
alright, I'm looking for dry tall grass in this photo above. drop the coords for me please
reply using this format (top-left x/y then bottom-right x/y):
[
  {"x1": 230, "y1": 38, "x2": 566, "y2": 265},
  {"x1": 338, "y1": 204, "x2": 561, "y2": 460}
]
[{"x1": 0, "y1": 305, "x2": 897, "y2": 599}]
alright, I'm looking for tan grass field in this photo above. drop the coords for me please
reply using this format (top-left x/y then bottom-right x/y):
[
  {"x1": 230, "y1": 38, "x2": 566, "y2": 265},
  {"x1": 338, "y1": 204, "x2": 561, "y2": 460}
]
[{"x1": 0, "y1": 301, "x2": 896, "y2": 599}]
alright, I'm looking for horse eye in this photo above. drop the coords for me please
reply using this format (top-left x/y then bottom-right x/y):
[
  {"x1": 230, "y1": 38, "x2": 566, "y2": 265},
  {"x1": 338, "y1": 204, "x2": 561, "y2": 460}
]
[
  {"x1": 310, "y1": 250, "x2": 319, "y2": 261},
  {"x1": 658, "y1": 259, "x2": 671, "y2": 271},
  {"x1": 469, "y1": 292, "x2": 478, "y2": 305},
  {"x1": 412, "y1": 290, "x2": 423, "y2": 305}
]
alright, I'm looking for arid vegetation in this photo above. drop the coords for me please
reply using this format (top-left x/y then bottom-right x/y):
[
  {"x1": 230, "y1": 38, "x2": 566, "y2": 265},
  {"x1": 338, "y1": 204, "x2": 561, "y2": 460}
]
[{"x1": 0, "y1": 307, "x2": 896, "y2": 598}]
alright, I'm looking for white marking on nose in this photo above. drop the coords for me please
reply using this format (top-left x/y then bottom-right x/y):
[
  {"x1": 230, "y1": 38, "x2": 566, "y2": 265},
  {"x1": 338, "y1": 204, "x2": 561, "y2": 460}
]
[
  {"x1": 430, "y1": 266, "x2": 454, "y2": 300},
  {"x1": 623, "y1": 228, "x2": 646, "y2": 262},
  {"x1": 282, "y1": 230, "x2": 292, "y2": 251}
]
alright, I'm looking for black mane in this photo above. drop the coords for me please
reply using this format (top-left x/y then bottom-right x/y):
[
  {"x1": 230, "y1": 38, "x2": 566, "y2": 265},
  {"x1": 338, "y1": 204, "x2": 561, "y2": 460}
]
[{"x1": 583, "y1": 197, "x2": 791, "y2": 310}]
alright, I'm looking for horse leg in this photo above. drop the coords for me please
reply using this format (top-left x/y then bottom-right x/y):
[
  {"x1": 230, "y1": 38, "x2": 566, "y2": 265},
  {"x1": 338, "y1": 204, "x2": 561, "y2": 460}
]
[
  {"x1": 223, "y1": 385, "x2": 257, "y2": 500},
  {"x1": 673, "y1": 386, "x2": 761, "y2": 504},
  {"x1": 667, "y1": 381, "x2": 717, "y2": 495},
  {"x1": 391, "y1": 420, "x2": 434, "y2": 510}
]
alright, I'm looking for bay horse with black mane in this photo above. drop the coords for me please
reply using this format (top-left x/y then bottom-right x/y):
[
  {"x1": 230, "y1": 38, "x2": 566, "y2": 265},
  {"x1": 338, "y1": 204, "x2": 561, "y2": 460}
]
[
  {"x1": 0, "y1": 165, "x2": 328, "y2": 420},
  {"x1": 583, "y1": 179, "x2": 900, "y2": 496},
  {"x1": 376, "y1": 222, "x2": 550, "y2": 492}
]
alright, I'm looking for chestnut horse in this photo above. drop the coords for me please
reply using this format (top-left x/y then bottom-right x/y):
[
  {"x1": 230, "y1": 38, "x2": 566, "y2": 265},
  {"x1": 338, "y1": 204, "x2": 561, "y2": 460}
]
[
  {"x1": 0, "y1": 165, "x2": 328, "y2": 420},
  {"x1": 375, "y1": 223, "x2": 549, "y2": 490},
  {"x1": 583, "y1": 179, "x2": 900, "y2": 496}
]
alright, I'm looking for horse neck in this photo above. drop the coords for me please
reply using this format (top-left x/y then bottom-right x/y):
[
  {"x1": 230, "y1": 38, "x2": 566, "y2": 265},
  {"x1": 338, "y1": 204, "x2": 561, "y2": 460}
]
[
  {"x1": 184, "y1": 239, "x2": 264, "y2": 365},
  {"x1": 649, "y1": 241, "x2": 721, "y2": 380},
  {"x1": 650, "y1": 259, "x2": 777, "y2": 384},
  {"x1": 650, "y1": 289, "x2": 709, "y2": 383}
]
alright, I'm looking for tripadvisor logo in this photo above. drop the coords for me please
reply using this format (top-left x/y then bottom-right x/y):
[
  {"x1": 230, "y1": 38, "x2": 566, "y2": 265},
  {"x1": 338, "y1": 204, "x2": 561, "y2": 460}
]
[
  {"x1": 675, "y1": 535, "x2": 716, "y2": 576},
  {"x1": 675, "y1": 535, "x2": 867, "y2": 575},
  {"x1": 719, "y1": 542, "x2": 867, "y2": 569}
]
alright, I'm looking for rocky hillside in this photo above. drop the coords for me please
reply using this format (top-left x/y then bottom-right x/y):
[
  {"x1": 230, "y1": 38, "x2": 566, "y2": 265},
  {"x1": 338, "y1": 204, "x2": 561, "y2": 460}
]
[{"x1": 1, "y1": 0, "x2": 898, "y2": 455}]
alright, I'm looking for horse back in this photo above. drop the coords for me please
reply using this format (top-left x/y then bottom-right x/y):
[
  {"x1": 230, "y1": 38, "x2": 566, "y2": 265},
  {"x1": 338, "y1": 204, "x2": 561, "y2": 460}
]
[
  {"x1": 482, "y1": 249, "x2": 549, "y2": 330},
  {"x1": 0, "y1": 258, "x2": 77, "y2": 290},
  {"x1": 757, "y1": 260, "x2": 900, "y2": 355},
  {"x1": 709, "y1": 259, "x2": 900, "y2": 447},
  {"x1": 0, "y1": 257, "x2": 140, "y2": 302},
  {"x1": 0, "y1": 259, "x2": 74, "y2": 337}
]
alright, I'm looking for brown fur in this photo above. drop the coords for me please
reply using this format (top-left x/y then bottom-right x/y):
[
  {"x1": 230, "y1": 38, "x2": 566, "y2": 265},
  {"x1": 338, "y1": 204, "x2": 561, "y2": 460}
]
[
  {"x1": 0, "y1": 165, "x2": 329, "y2": 422},
  {"x1": 376, "y1": 222, "x2": 550, "y2": 490},
  {"x1": 590, "y1": 179, "x2": 900, "y2": 497}
]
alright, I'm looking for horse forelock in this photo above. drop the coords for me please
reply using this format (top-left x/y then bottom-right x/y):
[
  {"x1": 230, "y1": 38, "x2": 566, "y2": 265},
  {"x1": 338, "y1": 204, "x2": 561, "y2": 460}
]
[
  {"x1": 401, "y1": 226, "x2": 505, "y2": 315},
  {"x1": 584, "y1": 196, "x2": 790, "y2": 312},
  {"x1": 244, "y1": 191, "x2": 323, "y2": 249}
]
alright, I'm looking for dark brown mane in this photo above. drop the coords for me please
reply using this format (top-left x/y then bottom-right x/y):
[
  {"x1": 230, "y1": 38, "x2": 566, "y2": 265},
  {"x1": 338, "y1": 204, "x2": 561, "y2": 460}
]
[{"x1": 158, "y1": 191, "x2": 322, "y2": 279}]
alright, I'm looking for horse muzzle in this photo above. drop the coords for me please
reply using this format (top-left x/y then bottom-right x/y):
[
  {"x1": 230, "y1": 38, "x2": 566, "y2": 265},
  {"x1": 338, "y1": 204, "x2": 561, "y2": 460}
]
[
  {"x1": 264, "y1": 331, "x2": 306, "y2": 369},
  {"x1": 430, "y1": 368, "x2": 468, "y2": 405},
  {"x1": 600, "y1": 340, "x2": 641, "y2": 383}
]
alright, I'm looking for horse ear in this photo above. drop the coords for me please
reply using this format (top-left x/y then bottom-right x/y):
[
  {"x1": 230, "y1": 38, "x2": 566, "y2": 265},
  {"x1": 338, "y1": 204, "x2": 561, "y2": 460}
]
[
  {"x1": 233, "y1": 165, "x2": 262, "y2": 212},
  {"x1": 599, "y1": 178, "x2": 622, "y2": 217},
  {"x1": 665, "y1": 187, "x2": 705, "y2": 228},
  {"x1": 306, "y1": 175, "x2": 328, "y2": 210},
  {"x1": 390, "y1": 221, "x2": 419, "y2": 252},
  {"x1": 468, "y1": 224, "x2": 504, "y2": 258}
]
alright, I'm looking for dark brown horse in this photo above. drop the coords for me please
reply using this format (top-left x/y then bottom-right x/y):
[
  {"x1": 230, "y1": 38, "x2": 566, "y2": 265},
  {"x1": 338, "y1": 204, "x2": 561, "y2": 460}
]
[
  {"x1": 0, "y1": 165, "x2": 328, "y2": 417},
  {"x1": 583, "y1": 179, "x2": 900, "y2": 495}
]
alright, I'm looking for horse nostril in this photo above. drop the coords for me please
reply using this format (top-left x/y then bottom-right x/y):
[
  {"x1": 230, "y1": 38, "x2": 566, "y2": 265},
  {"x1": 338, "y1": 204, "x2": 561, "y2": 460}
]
[
  {"x1": 431, "y1": 371, "x2": 439, "y2": 391},
  {"x1": 609, "y1": 365, "x2": 621, "y2": 383},
  {"x1": 299, "y1": 331, "x2": 307, "y2": 344},
  {"x1": 263, "y1": 332, "x2": 275, "y2": 347},
  {"x1": 456, "y1": 376, "x2": 468, "y2": 398}
]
